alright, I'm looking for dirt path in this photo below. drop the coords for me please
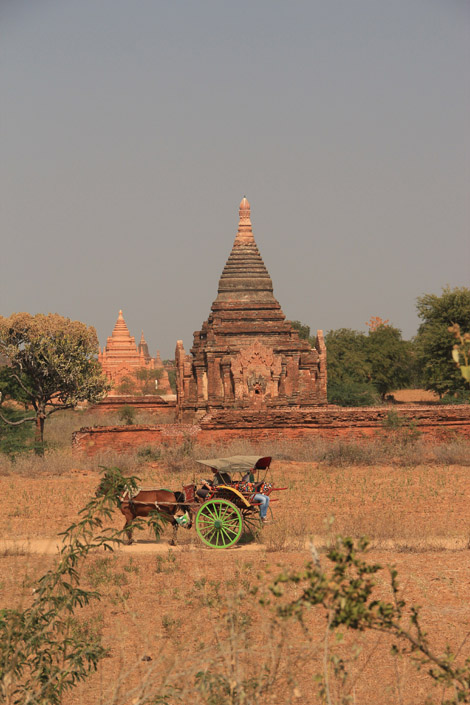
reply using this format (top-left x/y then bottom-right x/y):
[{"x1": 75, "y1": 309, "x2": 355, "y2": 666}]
[
  {"x1": 1, "y1": 536, "x2": 468, "y2": 555},
  {"x1": 0, "y1": 538, "x2": 267, "y2": 554}
]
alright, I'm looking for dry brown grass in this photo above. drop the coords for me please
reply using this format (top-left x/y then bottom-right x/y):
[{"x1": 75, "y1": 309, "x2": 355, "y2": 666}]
[
  {"x1": 3, "y1": 430, "x2": 470, "y2": 703},
  {"x1": 2, "y1": 545, "x2": 469, "y2": 705},
  {"x1": 2, "y1": 450, "x2": 470, "y2": 548},
  {"x1": 392, "y1": 388, "x2": 440, "y2": 403}
]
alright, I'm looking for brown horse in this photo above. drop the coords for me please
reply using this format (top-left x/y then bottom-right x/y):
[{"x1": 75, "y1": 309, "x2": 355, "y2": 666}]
[
  {"x1": 95, "y1": 471, "x2": 194, "y2": 546},
  {"x1": 119, "y1": 487, "x2": 194, "y2": 545}
]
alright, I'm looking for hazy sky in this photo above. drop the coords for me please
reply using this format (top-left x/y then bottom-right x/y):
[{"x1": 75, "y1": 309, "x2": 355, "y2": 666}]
[{"x1": 1, "y1": 0, "x2": 469, "y2": 358}]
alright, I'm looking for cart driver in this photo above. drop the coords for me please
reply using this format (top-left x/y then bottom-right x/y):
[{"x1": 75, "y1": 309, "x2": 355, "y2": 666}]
[{"x1": 196, "y1": 467, "x2": 232, "y2": 501}]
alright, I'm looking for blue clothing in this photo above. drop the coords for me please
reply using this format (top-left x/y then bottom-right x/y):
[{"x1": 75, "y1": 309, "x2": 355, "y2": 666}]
[{"x1": 253, "y1": 493, "x2": 269, "y2": 519}]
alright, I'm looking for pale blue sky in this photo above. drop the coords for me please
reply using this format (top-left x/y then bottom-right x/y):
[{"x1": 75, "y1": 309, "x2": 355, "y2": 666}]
[{"x1": 1, "y1": 0, "x2": 469, "y2": 357}]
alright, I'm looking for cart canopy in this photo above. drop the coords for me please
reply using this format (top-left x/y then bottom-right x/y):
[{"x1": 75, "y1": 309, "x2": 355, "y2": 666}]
[{"x1": 195, "y1": 455, "x2": 270, "y2": 474}]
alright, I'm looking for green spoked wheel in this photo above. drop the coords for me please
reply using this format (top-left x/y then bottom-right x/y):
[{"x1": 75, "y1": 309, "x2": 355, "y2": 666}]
[
  {"x1": 241, "y1": 510, "x2": 262, "y2": 538},
  {"x1": 195, "y1": 499, "x2": 243, "y2": 549}
]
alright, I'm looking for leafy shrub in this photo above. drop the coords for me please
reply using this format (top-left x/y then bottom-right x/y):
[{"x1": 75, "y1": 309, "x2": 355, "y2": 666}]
[
  {"x1": 137, "y1": 445, "x2": 162, "y2": 461},
  {"x1": 0, "y1": 406, "x2": 34, "y2": 459},
  {"x1": 439, "y1": 389, "x2": 470, "y2": 405},
  {"x1": 381, "y1": 409, "x2": 404, "y2": 429},
  {"x1": 327, "y1": 381, "x2": 380, "y2": 407},
  {"x1": 271, "y1": 536, "x2": 470, "y2": 703},
  {"x1": 118, "y1": 404, "x2": 136, "y2": 425},
  {"x1": 0, "y1": 467, "x2": 163, "y2": 705},
  {"x1": 381, "y1": 410, "x2": 422, "y2": 447}
]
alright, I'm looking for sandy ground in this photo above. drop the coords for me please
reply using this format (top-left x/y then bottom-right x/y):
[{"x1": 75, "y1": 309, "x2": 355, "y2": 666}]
[
  {"x1": 2, "y1": 459, "x2": 470, "y2": 704},
  {"x1": 1, "y1": 534, "x2": 467, "y2": 555}
]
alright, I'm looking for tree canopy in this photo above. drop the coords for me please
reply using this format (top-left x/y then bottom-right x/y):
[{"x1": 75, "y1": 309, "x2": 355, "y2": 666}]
[
  {"x1": 414, "y1": 286, "x2": 470, "y2": 397},
  {"x1": 325, "y1": 323, "x2": 411, "y2": 404},
  {"x1": 365, "y1": 324, "x2": 412, "y2": 399},
  {"x1": 324, "y1": 328, "x2": 371, "y2": 386},
  {"x1": 0, "y1": 313, "x2": 109, "y2": 452},
  {"x1": 290, "y1": 320, "x2": 316, "y2": 345}
]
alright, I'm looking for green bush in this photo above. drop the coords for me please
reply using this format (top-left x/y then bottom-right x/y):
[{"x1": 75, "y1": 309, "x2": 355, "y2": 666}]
[
  {"x1": 137, "y1": 445, "x2": 162, "y2": 461},
  {"x1": 271, "y1": 536, "x2": 470, "y2": 703},
  {"x1": 0, "y1": 406, "x2": 34, "y2": 459},
  {"x1": 439, "y1": 389, "x2": 470, "y2": 405},
  {"x1": 118, "y1": 404, "x2": 137, "y2": 425},
  {"x1": 327, "y1": 381, "x2": 380, "y2": 407},
  {"x1": 0, "y1": 467, "x2": 163, "y2": 705}
]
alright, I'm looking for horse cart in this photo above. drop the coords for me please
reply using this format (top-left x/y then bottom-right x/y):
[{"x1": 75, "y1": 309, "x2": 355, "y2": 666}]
[
  {"x1": 112, "y1": 455, "x2": 285, "y2": 549},
  {"x1": 189, "y1": 455, "x2": 285, "y2": 549}
]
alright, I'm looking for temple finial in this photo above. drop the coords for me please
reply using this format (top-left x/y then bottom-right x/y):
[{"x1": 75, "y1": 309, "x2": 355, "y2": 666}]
[{"x1": 236, "y1": 196, "x2": 253, "y2": 242}]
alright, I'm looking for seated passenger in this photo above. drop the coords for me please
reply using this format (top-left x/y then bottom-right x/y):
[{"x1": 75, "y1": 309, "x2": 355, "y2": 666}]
[
  {"x1": 253, "y1": 490, "x2": 270, "y2": 523},
  {"x1": 239, "y1": 473, "x2": 271, "y2": 523},
  {"x1": 196, "y1": 467, "x2": 232, "y2": 500}
]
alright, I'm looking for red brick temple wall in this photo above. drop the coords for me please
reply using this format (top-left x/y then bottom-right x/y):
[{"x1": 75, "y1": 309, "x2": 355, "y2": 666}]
[
  {"x1": 72, "y1": 404, "x2": 470, "y2": 456},
  {"x1": 89, "y1": 396, "x2": 176, "y2": 422}
]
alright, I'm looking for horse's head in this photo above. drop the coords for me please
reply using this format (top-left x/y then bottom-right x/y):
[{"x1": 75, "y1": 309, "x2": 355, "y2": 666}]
[{"x1": 95, "y1": 467, "x2": 141, "y2": 500}]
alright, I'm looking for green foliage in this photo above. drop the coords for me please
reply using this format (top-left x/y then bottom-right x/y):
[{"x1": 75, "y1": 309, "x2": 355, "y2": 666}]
[
  {"x1": 194, "y1": 670, "x2": 261, "y2": 705},
  {"x1": 326, "y1": 325, "x2": 411, "y2": 402},
  {"x1": 415, "y1": 286, "x2": 470, "y2": 396},
  {"x1": 381, "y1": 409, "x2": 404, "y2": 429},
  {"x1": 0, "y1": 405, "x2": 34, "y2": 459},
  {"x1": 325, "y1": 328, "x2": 371, "y2": 385},
  {"x1": 115, "y1": 374, "x2": 138, "y2": 395},
  {"x1": 167, "y1": 368, "x2": 177, "y2": 392},
  {"x1": 94, "y1": 466, "x2": 141, "y2": 498},
  {"x1": 118, "y1": 404, "x2": 137, "y2": 425},
  {"x1": 161, "y1": 361, "x2": 177, "y2": 392},
  {"x1": 0, "y1": 313, "x2": 110, "y2": 453},
  {"x1": 440, "y1": 389, "x2": 470, "y2": 405},
  {"x1": 381, "y1": 410, "x2": 422, "y2": 445},
  {"x1": 290, "y1": 319, "x2": 316, "y2": 345},
  {"x1": 271, "y1": 536, "x2": 470, "y2": 703},
  {"x1": 134, "y1": 366, "x2": 163, "y2": 395},
  {"x1": 0, "y1": 467, "x2": 163, "y2": 705},
  {"x1": 365, "y1": 325, "x2": 411, "y2": 399},
  {"x1": 327, "y1": 381, "x2": 380, "y2": 407},
  {"x1": 116, "y1": 368, "x2": 165, "y2": 396},
  {"x1": 137, "y1": 445, "x2": 162, "y2": 461},
  {"x1": 449, "y1": 322, "x2": 470, "y2": 384},
  {"x1": 0, "y1": 366, "x2": 30, "y2": 408}
]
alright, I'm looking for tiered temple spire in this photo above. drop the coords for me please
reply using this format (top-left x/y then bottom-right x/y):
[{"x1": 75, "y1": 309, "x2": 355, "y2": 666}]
[
  {"x1": 175, "y1": 197, "x2": 327, "y2": 419},
  {"x1": 138, "y1": 330, "x2": 151, "y2": 362},
  {"x1": 98, "y1": 310, "x2": 156, "y2": 394},
  {"x1": 214, "y1": 195, "x2": 280, "y2": 308}
]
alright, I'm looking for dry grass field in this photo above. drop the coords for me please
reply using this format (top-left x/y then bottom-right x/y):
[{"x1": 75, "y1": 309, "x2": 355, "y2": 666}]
[
  {"x1": 391, "y1": 389, "x2": 440, "y2": 403},
  {"x1": 1, "y1": 411, "x2": 470, "y2": 704}
]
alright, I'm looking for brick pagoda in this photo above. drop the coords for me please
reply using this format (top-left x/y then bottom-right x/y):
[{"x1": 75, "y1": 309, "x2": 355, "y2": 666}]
[
  {"x1": 175, "y1": 197, "x2": 326, "y2": 420},
  {"x1": 98, "y1": 310, "x2": 155, "y2": 394}
]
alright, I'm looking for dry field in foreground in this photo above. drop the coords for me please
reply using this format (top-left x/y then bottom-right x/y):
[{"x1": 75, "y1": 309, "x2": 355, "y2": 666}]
[{"x1": 1, "y1": 450, "x2": 470, "y2": 704}]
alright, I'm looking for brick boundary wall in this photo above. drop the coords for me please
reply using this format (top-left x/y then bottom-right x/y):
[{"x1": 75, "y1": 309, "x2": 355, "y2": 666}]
[
  {"x1": 72, "y1": 405, "x2": 470, "y2": 456},
  {"x1": 90, "y1": 396, "x2": 176, "y2": 413}
]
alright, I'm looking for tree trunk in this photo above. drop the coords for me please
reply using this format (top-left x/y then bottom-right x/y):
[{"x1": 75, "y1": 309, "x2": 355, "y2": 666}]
[{"x1": 34, "y1": 412, "x2": 45, "y2": 456}]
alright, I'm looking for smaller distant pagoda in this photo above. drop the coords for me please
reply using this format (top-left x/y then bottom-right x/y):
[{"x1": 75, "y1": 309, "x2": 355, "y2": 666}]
[{"x1": 98, "y1": 310, "x2": 171, "y2": 395}]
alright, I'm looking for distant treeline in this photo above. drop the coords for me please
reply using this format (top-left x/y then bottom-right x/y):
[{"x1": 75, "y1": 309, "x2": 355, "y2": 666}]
[{"x1": 292, "y1": 285, "x2": 470, "y2": 406}]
